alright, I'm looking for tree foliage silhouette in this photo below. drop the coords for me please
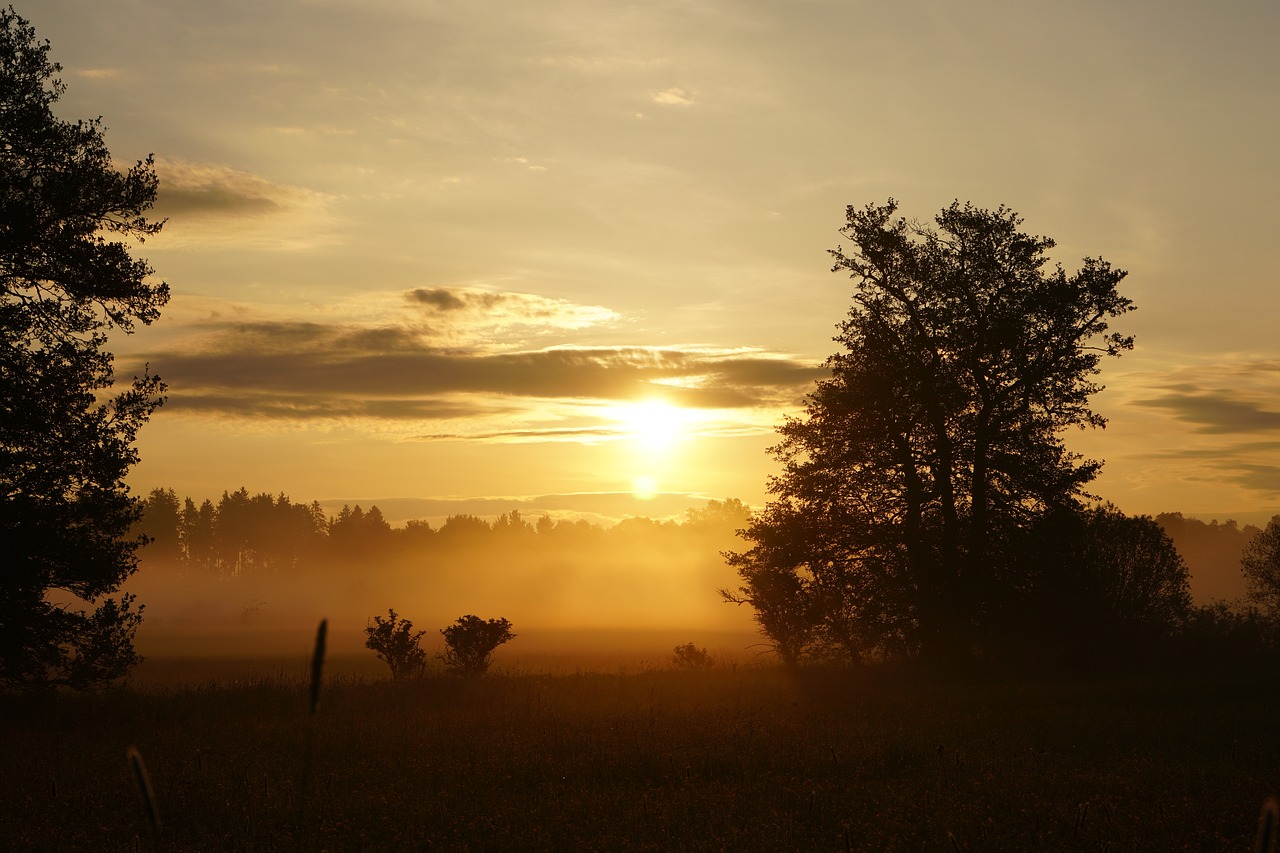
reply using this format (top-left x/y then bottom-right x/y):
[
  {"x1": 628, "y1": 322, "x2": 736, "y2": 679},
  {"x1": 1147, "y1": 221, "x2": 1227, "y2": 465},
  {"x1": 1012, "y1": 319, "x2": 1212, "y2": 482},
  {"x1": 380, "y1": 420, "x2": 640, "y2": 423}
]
[
  {"x1": 0, "y1": 9, "x2": 167, "y2": 688},
  {"x1": 439, "y1": 615, "x2": 515, "y2": 676},
  {"x1": 670, "y1": 642, "x2": 714, "y2": 670},
  {"x1": 1242, "y1": 516, "x2": 1280, "y2": 618},
  {"x1": 728, "y1": 199, "x2": 1136, "y2": 664},
  {"x1": 364, "y1": 609, "x2": 428, "y2": 679},
  {"x1": 1003, "y1": 504, "x2": 1191, "y2": 664}
]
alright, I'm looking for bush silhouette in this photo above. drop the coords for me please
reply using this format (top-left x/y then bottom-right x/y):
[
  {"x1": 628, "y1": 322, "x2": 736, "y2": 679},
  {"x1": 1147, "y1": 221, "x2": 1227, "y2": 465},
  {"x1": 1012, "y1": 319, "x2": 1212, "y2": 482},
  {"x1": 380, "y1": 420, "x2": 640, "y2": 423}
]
[
  {"x1": 439, "y1": 615, "x2": 515, "y2": 676},
  {"x1": 364, "y1": 609, "x2": 427, "y2": 679},
  {"x1": 671, "y1": 642, "x2": 714, "y2": 670}
]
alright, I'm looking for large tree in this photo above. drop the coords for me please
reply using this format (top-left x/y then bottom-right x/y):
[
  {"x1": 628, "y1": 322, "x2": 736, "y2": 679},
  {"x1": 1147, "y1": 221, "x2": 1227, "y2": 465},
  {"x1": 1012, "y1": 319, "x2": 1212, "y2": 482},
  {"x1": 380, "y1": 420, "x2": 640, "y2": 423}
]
[
  {"x1": 728, "y1": 199, "x2": 1134, "y2": 664},
  {"x1": 0, "y1": 8, "x2": 168, "y2": 688}
]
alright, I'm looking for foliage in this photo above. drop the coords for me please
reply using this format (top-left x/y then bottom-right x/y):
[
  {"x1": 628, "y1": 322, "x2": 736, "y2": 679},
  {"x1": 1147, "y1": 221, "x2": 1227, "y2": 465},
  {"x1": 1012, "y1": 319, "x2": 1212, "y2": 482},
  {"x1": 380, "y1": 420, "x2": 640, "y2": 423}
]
[
  {"x1": 135, "y1": 488, "x2": 749, "y2": 580},
  {"x1": 1241, "y1": 516, "x2": 1280, "y2": 617},
  {"x1": 670, "y1": 642, "x2": 714, "y2": 669},
  {"x1": 722, "y1": 515, "x2": 823, "y2": 668},
  {"x1": 439, "y1": 615, "x2": 515, "y2": 676},
  {"x1": 998, "y1": 505, "x2": 1192, "y2": 665},
  {"x1": 364, "y1": 609, "x2": 427, "y2": 679},
  {"x1": 1177, "y1": 601, "x2": 1277, "y2": 664},
  {"x1": 729, "y1": 199, "x2": 1135, "y2": 665},
  {"x1": 0, "y1": 8, "x2": 167, "y2": 688}
]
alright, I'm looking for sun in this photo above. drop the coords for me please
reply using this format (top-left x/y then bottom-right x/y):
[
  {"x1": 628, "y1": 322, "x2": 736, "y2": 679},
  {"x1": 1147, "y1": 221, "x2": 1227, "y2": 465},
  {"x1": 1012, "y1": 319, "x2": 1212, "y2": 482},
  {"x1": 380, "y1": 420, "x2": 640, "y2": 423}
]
[
  {"x1": 631, "y1": 475, "x2": 659, "y2": 500},
  {"x1": 615, "y1": 399, "x2": 685, "y2": 451}
]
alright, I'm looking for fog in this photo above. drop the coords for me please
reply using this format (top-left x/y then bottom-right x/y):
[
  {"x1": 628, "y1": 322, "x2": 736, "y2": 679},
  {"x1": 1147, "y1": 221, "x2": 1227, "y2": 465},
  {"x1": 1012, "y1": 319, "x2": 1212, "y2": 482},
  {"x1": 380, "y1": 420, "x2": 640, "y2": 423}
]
[{"x1": 123, "y1": 492, "x2": 759, "y2": 674}]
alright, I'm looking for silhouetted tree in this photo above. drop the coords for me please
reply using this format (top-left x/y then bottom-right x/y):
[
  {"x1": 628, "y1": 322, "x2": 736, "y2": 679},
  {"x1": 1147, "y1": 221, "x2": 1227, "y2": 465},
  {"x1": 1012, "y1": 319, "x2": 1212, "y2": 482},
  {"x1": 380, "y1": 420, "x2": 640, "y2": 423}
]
[
  {"x1": 0, "y1": 9, "x2": 167, "y2": 688},
  {"x1": 325, "y1": 503, "x2": 392, "y2": 560},
  {"x1": 731, "y1": 199, "x2": 1134, "y2": 664},
  {"x1": 138, "y1": 488, "x2": 182, "y2": 567},
  {"x1": 179, "y1": 498, "x2": 217, "y2": 571},
  {"x1": 1177, "y1": 600, "x2": 1277, "y2": 664},
  {"x1": 670, "y1": 642, "x2": 714, "y2": 669},
  {"x1": 364, "y1": 609, "x2": 428, "y2": 679},
  {"x1": 1001, "y1": 505, "x2": 1191, "y2": 664},
  {"x1": 1242, "y1": 516, "x2": 1280, "y2": 618},
  {"x1": 215, "y1": 488, "x2": 256, "y2": 576},
  {"x1": 684, "y1": 498, "x2": 752, "y2": 533},
  {"x1": 439, "y1": 615, "x2": 515, "y2": 676},
  {"x1": 492, "y1": 509, "x2": 533, "y2": 540},
  {"x1": 436, "y1": 514, "x2": 492, "y2": 547}
]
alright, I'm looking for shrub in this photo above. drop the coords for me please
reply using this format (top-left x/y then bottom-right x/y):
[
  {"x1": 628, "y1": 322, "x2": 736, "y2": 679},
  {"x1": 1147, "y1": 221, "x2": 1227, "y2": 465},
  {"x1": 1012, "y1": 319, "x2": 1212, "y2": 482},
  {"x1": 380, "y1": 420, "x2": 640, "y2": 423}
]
[
  {"x1": 671, "y1": 642, "x2": 714, "y2": 670},
  {"x1": 439, "y1": 615, "x2": 515, "y2": 676},
  {"x1": 364, "y1": 609, "x2": 428, "y2": 679}
]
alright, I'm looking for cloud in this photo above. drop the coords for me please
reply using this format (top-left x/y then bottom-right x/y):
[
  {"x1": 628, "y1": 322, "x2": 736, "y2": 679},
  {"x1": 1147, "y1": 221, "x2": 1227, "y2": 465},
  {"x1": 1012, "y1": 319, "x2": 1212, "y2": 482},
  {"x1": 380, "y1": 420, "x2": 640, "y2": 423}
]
[
  {"x1": 152, "y1": 159, "x2": 325, "y2": 218},
  {"x1": 75, "y1": 68, "x2": 123, "y2": 79},
  {"x1": 1134, "y1": 390, "x2": 1280, "y2": 434},
  {"x1": 534, "y1": 55, "x2": 669, "y2": 72},
  {"x1": 1132, "y1": 361, "x2": 1280, "y2": 435},
  {"x1": 1117, "y1": 361, "x2": 1280, "y2": 498},
  {"x1": 147, "y1": 160, "x2": 337, "y2": 249},
  {"x1": 502, "y1": 156, "x2": 548, "y2": 171},
  {"x1": 144, "y1": 328, "x2": 818, "y2": 406},
  {"x1": 126, "y1": 310, "x2": 823, "y2": 433},
  {"x1": 419, "y1": 426, "x2": 621, "y2": 442},
  {"x1": 161, "y1": 392, "x2": 506, "y2": 422},
  {"x1": 406, "y1": 287, "x2": 618, "y2": 330},
  {"x1": 1234, "y1": 463, "x2": 1280, "y2": 494},
  {"x1": 652, "y1": 87, "x2": 694, "y2": 106}
]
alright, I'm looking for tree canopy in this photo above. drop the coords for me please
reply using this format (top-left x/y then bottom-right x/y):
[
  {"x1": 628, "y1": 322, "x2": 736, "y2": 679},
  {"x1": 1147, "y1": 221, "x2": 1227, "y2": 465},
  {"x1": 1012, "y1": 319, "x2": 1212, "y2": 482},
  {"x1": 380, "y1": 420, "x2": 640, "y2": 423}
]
[
  {"x1": 0, "y1": 8, "x2": 168, "y2": 688},
  {"x1": 727, "y1": 199, "x2": 1156, "y2": 665},
  {"x1": 1241, "y1": 516, "x2": 1280, "y2": 618},
  {"x1": 440, "y1": 615, "x2": 515, "y2": 676}
]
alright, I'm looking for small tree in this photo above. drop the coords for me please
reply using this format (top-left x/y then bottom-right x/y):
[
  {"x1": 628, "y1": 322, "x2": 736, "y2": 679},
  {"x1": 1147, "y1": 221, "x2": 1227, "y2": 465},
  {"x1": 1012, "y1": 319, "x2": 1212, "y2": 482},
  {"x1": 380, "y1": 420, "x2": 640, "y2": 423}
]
[
  {"x1": 1242, "y1": 516, "x2": 1280, "y2": 618},
  {"x1": 364, "y1": 609, "x2": 427, "y2": 679},
  {"x1": 439, "y1": 615, "x2": 515, "y2": 676},
  {"x1": 1001, "y1": 505, "x2": 1192, "y2": 664},
  {"x1": 671, "y1": 642, "x2": 713, "y2": 670}
]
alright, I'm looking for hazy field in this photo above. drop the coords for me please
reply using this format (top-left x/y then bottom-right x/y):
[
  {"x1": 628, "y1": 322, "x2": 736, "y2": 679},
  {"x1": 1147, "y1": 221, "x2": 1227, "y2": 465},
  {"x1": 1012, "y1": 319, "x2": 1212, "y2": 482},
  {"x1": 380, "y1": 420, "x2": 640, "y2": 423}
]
[{"x1": 3, "y1": 657, "x2": 1277, "y2": 851}]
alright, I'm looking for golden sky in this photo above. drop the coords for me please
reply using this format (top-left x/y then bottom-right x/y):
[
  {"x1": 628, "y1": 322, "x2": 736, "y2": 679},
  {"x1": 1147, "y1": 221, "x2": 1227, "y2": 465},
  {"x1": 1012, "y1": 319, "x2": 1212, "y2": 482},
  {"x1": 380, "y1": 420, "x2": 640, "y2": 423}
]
[{"x1": 31, "y1": 0, "x2": 1280, "y2": 525}]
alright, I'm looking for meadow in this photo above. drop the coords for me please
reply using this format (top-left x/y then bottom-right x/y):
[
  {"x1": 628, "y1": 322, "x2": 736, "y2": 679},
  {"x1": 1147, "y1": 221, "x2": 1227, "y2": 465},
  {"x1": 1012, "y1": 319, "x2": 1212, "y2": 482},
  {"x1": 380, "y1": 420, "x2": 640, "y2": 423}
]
[{"x1": 2, "y1": 658, "x2": 1278, "y2": 851}]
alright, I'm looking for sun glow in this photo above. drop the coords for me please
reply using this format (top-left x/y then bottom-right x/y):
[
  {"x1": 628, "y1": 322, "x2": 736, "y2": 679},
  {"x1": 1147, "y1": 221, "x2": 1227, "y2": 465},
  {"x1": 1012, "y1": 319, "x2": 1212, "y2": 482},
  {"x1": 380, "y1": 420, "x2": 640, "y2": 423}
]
[
  {"x1": 631, "y1": 475, "x2": 659, "y2": 500},
  {"x1": 614, "y1": 399, "x2": 686, "y2": 451}
]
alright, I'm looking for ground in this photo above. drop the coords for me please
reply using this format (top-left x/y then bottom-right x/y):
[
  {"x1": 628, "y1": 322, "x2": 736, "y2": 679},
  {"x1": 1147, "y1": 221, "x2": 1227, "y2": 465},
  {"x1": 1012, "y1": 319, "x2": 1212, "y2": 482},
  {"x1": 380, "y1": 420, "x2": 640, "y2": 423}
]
[{"x1": 1, "y1": 659, "x2": 1275, "y2": 850}]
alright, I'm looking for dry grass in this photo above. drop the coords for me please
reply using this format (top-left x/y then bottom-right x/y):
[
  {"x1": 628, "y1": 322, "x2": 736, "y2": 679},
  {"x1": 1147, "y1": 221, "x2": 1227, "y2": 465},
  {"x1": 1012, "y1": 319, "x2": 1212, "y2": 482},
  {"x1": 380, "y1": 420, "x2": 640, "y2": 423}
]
[{"x1": 1, "y1": 661, "x2": 1276, "y2": 850}]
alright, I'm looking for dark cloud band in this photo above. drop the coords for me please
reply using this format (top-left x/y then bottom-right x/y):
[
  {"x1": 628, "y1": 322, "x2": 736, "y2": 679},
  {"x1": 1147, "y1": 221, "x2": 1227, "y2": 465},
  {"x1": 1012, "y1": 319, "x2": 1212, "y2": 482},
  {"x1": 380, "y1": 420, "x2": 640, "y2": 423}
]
[{"x1": 125, "y1": 318, "x2": 823, "y2": 425}]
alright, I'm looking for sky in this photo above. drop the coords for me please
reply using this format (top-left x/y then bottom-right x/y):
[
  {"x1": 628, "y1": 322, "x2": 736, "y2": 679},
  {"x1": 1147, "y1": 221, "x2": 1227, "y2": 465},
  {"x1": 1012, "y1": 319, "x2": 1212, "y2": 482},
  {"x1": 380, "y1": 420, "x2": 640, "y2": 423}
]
[{"x1": 29, "y1": 0, "x2": 1280, "y2": 527}]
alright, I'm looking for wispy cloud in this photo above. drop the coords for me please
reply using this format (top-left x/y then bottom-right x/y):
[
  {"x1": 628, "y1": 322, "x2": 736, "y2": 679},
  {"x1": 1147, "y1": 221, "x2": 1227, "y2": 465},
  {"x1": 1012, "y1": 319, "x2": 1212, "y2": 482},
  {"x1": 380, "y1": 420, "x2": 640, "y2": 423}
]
[
  {"x1": 406, "y1": 287, "x2": 618, "y2": 331},
  {"x1": 149, "y1": 159, "x2": 337, "y2": 248},
  {"x1": 652, "y1": 87, "x2": 694, "y2": 106},
  {"x1": 153, "y1": 159, "x2": 326, "y2": 219},
  {"x1": 1133, "y1": 360, "x2": 1280, "y2": 435},
  {"x1": 1117, "y1": 359, "x2": 1280, "y2": 498},
  {"x1": 75, "y1": 68, "x2": 122, "y2": 79},
  {"x1": 1134, "y1": 390, "x2": 1280, "y2": 434}
]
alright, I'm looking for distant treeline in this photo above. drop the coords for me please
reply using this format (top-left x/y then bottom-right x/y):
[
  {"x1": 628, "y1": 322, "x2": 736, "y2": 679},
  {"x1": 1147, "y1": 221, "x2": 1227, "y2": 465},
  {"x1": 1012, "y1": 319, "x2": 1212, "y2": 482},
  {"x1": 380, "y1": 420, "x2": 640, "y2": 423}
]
[
  {"x1": 135, "y1": 487, "x2": 753, "y2": 577},
  {"x1": 134, "y1": 488, "x2": 1268, "y2": 608},
  {"x1": 1155, "y1": 513, "x2": 1261, "y2": 603}
]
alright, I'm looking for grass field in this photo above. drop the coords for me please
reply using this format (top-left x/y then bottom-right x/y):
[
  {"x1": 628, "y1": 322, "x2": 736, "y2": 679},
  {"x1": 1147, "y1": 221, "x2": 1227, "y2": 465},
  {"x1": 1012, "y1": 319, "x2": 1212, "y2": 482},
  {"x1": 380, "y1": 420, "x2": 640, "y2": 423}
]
[{"x1": 2, "y1": 660, "x2": 1278, "y2": 851}]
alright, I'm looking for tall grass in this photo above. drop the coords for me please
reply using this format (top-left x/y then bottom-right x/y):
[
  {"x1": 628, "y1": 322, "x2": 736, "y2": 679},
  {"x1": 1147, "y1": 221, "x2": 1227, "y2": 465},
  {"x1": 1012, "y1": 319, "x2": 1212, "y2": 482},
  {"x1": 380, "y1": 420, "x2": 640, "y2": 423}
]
[{"x1": 0, "y1": 664, "x2": 1276, "y2": 850}]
